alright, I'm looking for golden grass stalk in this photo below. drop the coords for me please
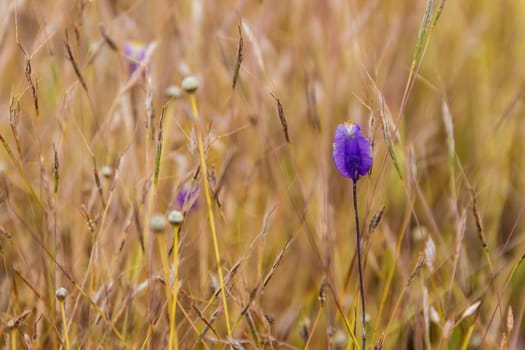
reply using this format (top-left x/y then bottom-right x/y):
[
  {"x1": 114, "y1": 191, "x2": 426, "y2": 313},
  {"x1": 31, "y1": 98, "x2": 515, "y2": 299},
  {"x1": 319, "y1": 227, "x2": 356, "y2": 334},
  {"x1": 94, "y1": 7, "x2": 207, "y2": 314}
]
[
  {"x1": 59, "y1": 300, "x2": 70, "y2": 350},
  {"x1": 8, "y1": 324, "x2": 17, "y2": 350},
  {"x1": 168, "y1": 220, "x2": 182, "y2": 350},
  {"x1": 187, "y1": 89, "x2": 233, "y2": 338},
  {"x1": 56, "y1": 288, "x2": 70, "y2": 350}
]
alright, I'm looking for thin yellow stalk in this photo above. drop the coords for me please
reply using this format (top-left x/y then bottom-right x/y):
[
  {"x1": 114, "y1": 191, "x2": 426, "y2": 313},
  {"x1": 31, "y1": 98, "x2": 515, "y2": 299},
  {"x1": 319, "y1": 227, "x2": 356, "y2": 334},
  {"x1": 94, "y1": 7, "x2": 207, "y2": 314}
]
[
  {"x1": 59, "y1": 300, "x2": 70, "y2": 350},
  {"x1": 168, "y1": 224, "x2": 180, "y2": 350},
  {"x1": 383, "y1": 257, "x2": 425, "y2": 344},
  {"x1": 139, "y1": 324, "x2": 154, "y2": 350},
  {"x1": 304, "y1": 307, "x2": 322, "y2": 349},
  {"x1": 10, "y1": 327, "x2": 17, "y2": 350},
  {"x1": 459, "y1": 324, "x2": 475, "y2": 350},
  {"x1": 188, "y1": 93, "x2": 232, "y2": 338},
  {"x1": 157, "y1": 235, "x2": 173, "y2": 313}
]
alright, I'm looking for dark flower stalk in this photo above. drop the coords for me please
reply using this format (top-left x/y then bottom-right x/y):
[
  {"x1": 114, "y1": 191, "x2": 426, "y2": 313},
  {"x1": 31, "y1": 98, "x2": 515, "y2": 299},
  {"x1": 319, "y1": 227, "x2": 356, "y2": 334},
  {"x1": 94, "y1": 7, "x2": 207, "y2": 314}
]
[{"x1": 333, "y1": 122, "x2": 373, "y2": 350}]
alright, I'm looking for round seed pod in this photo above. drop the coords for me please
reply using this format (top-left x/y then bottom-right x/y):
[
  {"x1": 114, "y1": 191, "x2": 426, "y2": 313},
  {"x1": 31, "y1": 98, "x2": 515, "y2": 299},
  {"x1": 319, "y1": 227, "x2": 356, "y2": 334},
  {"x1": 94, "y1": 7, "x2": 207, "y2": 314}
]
[
  {"x1": 181, "y1": 76, "x2": 199, "y2": 93},
  {"x1": 333, "y1": 330, "x2": 348, "y2": 349},
  {"x1": 6, "y1": 320, "x2": 16, "y2": 330},
  {"x1": 168, "y1": 210, "x2": 184, "y2": 225},
  {"x1": 55, "y1": 287, "x2": 68, "y2": 301},
  {"x1": 150, "y1": 214, "x2": 167, "y2": 233},
  {"x1": 165, "y1": 85, "x2": 182, "y2": 99},
  {"x1": 100, "y1": 165, "x2": 113, "y2": 179}
]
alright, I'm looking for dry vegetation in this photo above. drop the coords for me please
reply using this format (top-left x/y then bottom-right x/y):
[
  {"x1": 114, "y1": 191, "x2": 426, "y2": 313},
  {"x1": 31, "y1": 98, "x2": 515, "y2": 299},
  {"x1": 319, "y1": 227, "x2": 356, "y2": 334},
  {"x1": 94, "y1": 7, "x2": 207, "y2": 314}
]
[{"x1": 0, "y1": 0, "x2": 524, "y2": 349}]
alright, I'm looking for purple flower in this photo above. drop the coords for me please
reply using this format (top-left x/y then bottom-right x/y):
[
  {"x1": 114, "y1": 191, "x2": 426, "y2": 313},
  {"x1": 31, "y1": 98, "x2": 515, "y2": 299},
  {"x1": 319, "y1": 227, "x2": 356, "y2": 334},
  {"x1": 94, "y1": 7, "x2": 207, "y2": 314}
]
[
  {"x1": 177, "y1": 185, "x2": 199, "y2": 212},
  {"x1": 122, "y1": 41, "x2": 147, "y2": 75},
  {"x1": 333, "y1": 122, "x2": 373, "y2": 182}
]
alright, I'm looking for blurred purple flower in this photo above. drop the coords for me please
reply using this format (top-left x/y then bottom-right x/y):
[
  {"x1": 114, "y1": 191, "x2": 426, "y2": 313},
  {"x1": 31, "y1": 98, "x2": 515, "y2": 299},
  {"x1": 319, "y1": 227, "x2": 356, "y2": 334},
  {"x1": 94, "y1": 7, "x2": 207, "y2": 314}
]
[
  {"x1": 333, "y1": 122, "x2": 373, "y2": 182},
  {"x1": 177, "y1": 185, "x2": 199, "y2": 212},
  {"x1": 122, "y1": 40, "x2": 147, "y2": 75}
]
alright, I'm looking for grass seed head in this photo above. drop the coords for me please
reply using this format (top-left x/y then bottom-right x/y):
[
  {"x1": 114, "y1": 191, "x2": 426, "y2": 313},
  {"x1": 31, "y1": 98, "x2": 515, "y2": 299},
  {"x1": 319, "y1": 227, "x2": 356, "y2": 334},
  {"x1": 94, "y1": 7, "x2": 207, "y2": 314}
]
[
  {"x1": 165, "y1": 85, "x2": 182, "y2": 98},
  {"x1": 333, "y1": 330, "x2": 348, "y2": 349},
  {"x1": 168, "y1": 210, "x2": 184, "y2": 225},
  {"x1": 182, "y1": 76, "x2": 199, "y2": 93},
  {"x1": 55, "y1": 287, "x2": 68, "y2": 301},
  {"x1": 100, "y1": 166, "x2": 113, "y2": 179},
  {"x1": 150, "y1": 214, "x2": 167, "y2": 233}
]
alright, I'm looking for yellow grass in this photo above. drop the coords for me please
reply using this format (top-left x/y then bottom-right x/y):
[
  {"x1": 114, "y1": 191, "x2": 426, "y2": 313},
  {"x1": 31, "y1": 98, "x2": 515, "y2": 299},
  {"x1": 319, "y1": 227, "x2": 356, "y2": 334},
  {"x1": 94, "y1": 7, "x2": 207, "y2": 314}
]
[{"x1": 0, "y1": 1, "x2": 524, "y2": 349}]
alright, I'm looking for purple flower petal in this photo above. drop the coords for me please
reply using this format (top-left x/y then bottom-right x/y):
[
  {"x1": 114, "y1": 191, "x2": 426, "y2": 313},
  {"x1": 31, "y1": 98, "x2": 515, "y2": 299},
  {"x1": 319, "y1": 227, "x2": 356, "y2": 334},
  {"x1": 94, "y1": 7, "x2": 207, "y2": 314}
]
[
  {"x1": 123, "y1": 41, "x2": 147, "y2": 75},
  {"x1": 333, "y1": 122, "x2": 373, "y2": 182},
  {"x1": 177, "y1": 185, "x2": 199, "y2": 212}
]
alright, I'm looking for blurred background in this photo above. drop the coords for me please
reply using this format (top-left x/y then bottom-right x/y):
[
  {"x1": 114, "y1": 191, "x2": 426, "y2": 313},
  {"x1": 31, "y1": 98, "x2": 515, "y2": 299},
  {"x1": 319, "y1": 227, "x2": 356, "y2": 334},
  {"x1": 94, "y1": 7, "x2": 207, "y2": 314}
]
[{"x1": 0, "y1": 0, "x2": 524, "y2": 348}]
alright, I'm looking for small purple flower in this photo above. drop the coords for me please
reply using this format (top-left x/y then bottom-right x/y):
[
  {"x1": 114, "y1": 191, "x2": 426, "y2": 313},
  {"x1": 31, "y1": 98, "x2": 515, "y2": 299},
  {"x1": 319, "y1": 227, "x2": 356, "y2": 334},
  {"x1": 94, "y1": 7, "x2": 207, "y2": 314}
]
[
  {"x1": 333, "y1": 122, "x2": 373, "y2": 182},
  {"x1": 122, "y1": 41, "x2": 147, "y2": 75},
  {"x1": 177, "y1": 185, "x2": 199, "y2": 212}
]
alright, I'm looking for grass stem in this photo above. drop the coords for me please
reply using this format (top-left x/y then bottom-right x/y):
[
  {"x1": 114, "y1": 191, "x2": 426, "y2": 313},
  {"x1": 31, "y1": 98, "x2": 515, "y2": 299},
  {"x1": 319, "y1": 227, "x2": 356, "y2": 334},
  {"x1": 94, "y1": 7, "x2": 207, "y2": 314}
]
[
  {"x1": 188, "y1": 93, "x2": 233, "y2": 338},
  {"x1": 59, "y1": 299, "x2": 70, "y2": 350},
  {"x1": 168, "y1": 224, "x2": 181, "y2": 350}
]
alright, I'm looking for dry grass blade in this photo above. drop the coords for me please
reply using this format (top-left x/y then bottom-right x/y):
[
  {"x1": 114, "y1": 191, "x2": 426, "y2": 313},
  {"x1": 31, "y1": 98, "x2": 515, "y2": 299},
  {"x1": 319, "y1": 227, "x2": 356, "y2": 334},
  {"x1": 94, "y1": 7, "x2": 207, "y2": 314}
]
[
  {"x1": 232, "y1": 21, "x2": 244, "y2": 89},
  {"x1": 304, "y1": 72, "x2": 321, "y2": 133},
  {"x1": 240, "y1": 238, "x2": 292, "y2": 317},
  {"x1": 270, "y1": 93, "x2": 290, "y2": 143},
  {"x1": 408, "y1": 255, "x2": 425, "y2": 286},
  {"x1": 471, "y1": 188, "x2": 487, "y2": 248},
  {"x1": 53, "y1": 144, "x2": 59, "y2": 195},
  {"x1": 9, "y1": 98, "x2": 23, "y2": 159},
  {"x1": 380, "y1": 114, "x2": 402, "y2": 179},
  {"x1": 99, "y1": 24, "x2": 118, "y2": 52},
  {"x1": 154, "y1": 111, "x2": 164, "y2": 185},
  {"x1": 80, "y1": 205, "x2": 96, "y2": 233},
  {"x1": 65, "y1": 30, "x2": 88, "y2": 93},
  {"x1": 24, "y1": 59, "x2": 39, "y2": 117},
  {"x1": 92, "y1": 158, "x2": 106, "y2": 207},
  {"x1": 368, "y1": 206, "x2": 385, "y2": 235},
  {"x1": 262, "y1": 238, "x2": 292, "y2": 288}
]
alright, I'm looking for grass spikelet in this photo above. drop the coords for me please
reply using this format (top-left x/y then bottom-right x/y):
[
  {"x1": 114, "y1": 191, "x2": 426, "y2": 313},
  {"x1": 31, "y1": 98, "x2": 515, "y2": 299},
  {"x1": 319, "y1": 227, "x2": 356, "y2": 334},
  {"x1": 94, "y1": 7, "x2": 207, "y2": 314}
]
[
  {"x1": 65, "y1": 30, "x2": 88, "y2": 94},
  {"x1": 232, "y1": 21, "x2": 244, "y2": 89},
  {"x1": 24, "y1": 59, "x2": 39, "y2": 118},
  {"x1": 270, "y1": 93, "x2": 290, "y2": 143},
  {"x1": 380, "y1": 115, "x2": 402, "y2": 179}
]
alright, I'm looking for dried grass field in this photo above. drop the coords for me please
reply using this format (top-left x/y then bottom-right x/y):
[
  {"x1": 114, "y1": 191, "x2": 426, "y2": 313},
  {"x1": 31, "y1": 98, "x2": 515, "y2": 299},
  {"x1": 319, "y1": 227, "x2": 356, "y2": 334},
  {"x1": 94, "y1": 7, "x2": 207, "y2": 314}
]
[{"x1": 0, "y1": 0, "x2": 524, "y2": 349}]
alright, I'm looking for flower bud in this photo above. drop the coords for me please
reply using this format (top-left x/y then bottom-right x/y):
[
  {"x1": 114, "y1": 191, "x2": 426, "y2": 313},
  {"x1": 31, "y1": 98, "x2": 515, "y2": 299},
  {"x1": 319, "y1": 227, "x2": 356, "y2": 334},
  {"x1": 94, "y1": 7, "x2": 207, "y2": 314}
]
[
  {"x1": 150, "y1": 214, "x2": 167, "y2": 233},
  {"x1": 168, "y1": 210, "x2": 184, "y2": 225},
  {"x1": 332, "y1": 122, "x2": 373, "y2": 182},
  {"x1": 181, "y1": 76, "x2": 199, "y2": 93},
  {"x1": 55, "y1": 287, "x2": 68, "y2": 301}
]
